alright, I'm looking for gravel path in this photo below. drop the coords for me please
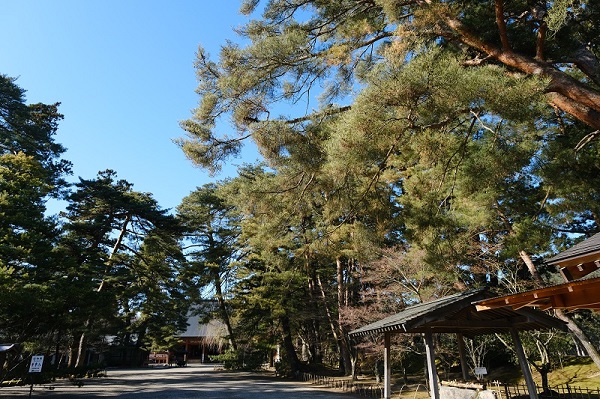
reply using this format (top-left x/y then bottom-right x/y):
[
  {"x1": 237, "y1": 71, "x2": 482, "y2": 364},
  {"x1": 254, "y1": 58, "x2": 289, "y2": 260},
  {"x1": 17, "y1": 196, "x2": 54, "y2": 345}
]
[{"x1": 0, "y1": 364, "x2": 357, "y2": 398}]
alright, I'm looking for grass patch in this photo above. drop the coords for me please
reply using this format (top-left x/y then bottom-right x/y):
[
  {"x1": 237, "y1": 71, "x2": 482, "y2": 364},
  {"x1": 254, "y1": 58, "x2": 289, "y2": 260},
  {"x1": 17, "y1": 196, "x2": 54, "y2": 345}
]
[
  {"x1": 483, "y1": 357, "x2": 600, "y2": 389},
  {"x1": 540, "y1": 357, "x2": 600, "y2": 389}
]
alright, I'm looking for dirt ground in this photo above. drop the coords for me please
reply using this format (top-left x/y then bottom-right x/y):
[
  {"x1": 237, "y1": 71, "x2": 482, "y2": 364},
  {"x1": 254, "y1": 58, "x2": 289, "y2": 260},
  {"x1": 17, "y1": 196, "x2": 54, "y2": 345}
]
[{"x1": 0, "y1": 363, "x2": 359, "y2": 398}]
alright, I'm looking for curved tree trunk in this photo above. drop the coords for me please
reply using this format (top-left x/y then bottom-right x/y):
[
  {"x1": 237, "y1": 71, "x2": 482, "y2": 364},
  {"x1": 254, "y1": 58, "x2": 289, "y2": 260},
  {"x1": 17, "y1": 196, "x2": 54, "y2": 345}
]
[
  {"x1": 438, "y1": 10, "x2": 600, "y2": 130},
  {"x1": 74, "y1": 329, "x2": 87, "y2": 368},
  {"x1": 553, "y1": 309, "x2": 600, "y2": 370},
  {"x1": 75, "y1": 214, "x2": 131, "y2": 368}
]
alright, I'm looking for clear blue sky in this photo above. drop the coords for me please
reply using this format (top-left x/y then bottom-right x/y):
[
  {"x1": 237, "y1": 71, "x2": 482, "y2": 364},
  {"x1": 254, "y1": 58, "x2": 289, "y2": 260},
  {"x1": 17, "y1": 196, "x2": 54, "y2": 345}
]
[{"x1": 1, "y1": 1, "x2": 260, "y2": 212}]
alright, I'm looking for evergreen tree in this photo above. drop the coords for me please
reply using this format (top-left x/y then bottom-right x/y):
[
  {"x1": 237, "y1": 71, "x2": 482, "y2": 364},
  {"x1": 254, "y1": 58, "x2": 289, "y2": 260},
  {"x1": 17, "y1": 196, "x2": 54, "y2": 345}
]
[
  {"x1": 0, "y1": 75, "x2": 70, "y2": 348},
  {"x1": 179, "y1": 1, "x2": 599, "y2": 174},
  {"x1": 178, "y1": 183, "x2": 241, "y2": 350},
  {"x1": 61, "y1": 170, "x2": 186, "y2": 367}
]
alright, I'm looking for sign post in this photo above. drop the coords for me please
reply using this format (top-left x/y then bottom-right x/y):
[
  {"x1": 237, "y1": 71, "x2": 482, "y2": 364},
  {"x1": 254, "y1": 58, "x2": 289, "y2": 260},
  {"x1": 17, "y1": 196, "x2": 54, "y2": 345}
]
[
  {"x1": 474, "y1": 366, "x2": 487, "y2": 380},
  {"x1": 28, "y1": 355, "x2": 44, "y2": 398}
]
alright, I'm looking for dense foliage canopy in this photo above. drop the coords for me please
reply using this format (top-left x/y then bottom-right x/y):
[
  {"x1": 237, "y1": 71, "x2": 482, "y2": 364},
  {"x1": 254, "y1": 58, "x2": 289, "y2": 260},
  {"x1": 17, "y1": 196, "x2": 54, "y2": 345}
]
[{"x1": 177, "y1": 0, "x2": 600, "y2": 377}]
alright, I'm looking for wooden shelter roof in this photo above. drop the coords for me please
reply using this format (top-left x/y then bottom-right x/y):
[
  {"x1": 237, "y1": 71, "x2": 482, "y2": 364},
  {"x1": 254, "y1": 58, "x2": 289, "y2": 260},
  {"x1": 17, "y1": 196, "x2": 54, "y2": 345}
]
[
  {"x1": 349, "y1": 289, "x2": 566, "y2": 339},
  {"x1": 546, "y1": 233, "x2": 600, "y2": 281},
  {"x1": 0, "y1": 343, "x2": 19, "y2": 353},
  {"x1": 476, "y1": 276, "x2": 600, "y2": 312}
]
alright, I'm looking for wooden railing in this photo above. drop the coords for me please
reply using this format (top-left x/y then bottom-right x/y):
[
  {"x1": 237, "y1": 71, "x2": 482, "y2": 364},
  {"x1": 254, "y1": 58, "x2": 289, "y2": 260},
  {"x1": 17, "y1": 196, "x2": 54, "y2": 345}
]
[
  {"x1": 496, "y1": 383, "x2": 600, "y2": 399},
  {"x1": 299, "y1": 374, "x2": 600, "y2": 399},
  {"x1": 299, "y1": 372, "x2": 384, "y2": 398}
]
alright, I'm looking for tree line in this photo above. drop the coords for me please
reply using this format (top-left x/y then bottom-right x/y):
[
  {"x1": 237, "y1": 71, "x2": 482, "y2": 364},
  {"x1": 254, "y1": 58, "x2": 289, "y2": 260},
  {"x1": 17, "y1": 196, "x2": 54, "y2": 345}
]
[
  {"x1": 177, "y1": 0, "x2": 600, "y2": 381},
  {"x1": 2, "y1": 0, "x2": 600, "y2": 386},
  {"x1": 1, "y1": 74, "x2": 194, "y2": 372}
]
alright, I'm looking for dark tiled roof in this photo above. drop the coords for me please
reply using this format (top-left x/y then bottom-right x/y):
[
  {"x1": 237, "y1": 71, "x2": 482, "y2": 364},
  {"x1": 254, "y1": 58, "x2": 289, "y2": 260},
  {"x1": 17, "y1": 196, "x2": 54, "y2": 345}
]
[
  {"x1": 547, "y1": 232, "x2": 600, "y2": 264},
  {"x1": 349, "y1": 289, "x2": 565, "y2": 338},
  {"x1": 350, "y1": 290, "x2": 484, "y2": 336}
]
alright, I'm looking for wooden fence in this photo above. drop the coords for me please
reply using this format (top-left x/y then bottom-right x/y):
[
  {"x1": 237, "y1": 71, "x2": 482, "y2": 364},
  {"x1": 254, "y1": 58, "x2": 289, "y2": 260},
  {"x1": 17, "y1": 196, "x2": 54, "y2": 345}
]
[
  {"x1": 299, "y1": 372, "x2": 384, "y2": 398},
  {"x1": 300, "y1": 374, "x2": 600, "y2": 399},
  {"x1": 495, "y1": 383, "x2": 600, "y2": 399}
]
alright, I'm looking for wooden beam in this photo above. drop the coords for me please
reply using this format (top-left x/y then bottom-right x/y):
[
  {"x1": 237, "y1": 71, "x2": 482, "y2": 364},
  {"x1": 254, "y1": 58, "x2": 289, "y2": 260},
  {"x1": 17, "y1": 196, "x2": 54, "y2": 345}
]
[
  {"x1": 551, "y1": 253, "x2": 600, "y2": 269},
  {"x1": 512, "y1": 300, "x2": 542, "y2": 311},
  {"x1": 427, "y1": 317, "x2": 528, "y2": 329},
  {"x1": 559, "y1": 260, "x2": 600, "y2": 281},
  {"x1": 475, "y1": 277, "x2": 600, "y2": 312},
  {"x1": 384, "y1": 332, "x2": 391, "y2": 399},
  {"x1": 511, "y1": 328, "x2": 538, "y2": 399},
  {"x1": 424, "y1": 329, "x2": 440, "y2": 399}
]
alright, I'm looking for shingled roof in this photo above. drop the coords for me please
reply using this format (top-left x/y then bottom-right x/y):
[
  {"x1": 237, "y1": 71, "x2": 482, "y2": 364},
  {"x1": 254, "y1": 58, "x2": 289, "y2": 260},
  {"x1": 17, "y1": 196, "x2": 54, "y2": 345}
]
[
  {"x1": 349, "y1": 288, "x2": 566, "y2": 338},
  {"x1": 546, "y1": 232, "x2": 600, "y2": 265},
  {"x1": 545, "y1": 232, "x2": 600, "y2": 281}
]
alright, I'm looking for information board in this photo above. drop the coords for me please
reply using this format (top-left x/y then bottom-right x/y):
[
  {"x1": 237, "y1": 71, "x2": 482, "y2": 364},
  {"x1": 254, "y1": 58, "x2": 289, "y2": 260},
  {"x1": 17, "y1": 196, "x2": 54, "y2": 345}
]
[{"x1": 28, "y1": 355, "x2": 44, "y2": 373}]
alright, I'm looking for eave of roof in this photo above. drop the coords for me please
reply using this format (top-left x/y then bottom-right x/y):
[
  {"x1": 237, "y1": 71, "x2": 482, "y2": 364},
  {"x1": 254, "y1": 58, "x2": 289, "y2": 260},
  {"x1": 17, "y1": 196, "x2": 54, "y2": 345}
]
[
  {"x1": 0, "y1": 343, "x2": 19, "y2": 353},
  {"x1": 546, "y1": 232, "x2": 600, "y2": 265},
  {"x1": 476, "y1": 276, "x2": 600, "y2": 312}
]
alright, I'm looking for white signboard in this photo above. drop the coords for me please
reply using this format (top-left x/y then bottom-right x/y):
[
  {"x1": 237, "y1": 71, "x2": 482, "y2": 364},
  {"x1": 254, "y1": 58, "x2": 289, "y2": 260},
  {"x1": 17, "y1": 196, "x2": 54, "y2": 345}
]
[
  {"x1": 474, "y1": 366, "x2": 487, "y2": 375},
  {"x1": 29, "y1": 355, "x2": 44, "y2": 373}
]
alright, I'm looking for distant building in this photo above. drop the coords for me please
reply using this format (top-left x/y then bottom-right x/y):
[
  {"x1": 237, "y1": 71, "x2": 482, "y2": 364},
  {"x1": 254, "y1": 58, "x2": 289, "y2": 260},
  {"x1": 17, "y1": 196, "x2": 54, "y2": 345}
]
[{"x1": 175, "y1": 309, "x2": 228, "y2": 363}]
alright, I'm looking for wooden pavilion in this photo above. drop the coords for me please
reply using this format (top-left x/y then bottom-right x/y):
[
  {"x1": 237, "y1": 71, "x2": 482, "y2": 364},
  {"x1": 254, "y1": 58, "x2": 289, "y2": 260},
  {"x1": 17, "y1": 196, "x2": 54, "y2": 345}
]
[{"x1": 349, "y1": 289, "x2": 566, "y2": 399}]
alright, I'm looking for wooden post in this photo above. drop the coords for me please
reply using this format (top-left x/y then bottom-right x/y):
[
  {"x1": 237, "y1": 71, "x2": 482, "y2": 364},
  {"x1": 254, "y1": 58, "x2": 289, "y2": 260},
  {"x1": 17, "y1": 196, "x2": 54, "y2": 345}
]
[
  {"x1": 457, "y1": 333, "x2": 470, "y2": 381},
  {"x1": 511, "y1": 328, "x2": 538, "y2": 399},
  {"x1": 384, "y1": 332, "x2": 391, "y2": 399},
  {"x1": 424, "y1": 329, "x2": 440, "y2": 399}
]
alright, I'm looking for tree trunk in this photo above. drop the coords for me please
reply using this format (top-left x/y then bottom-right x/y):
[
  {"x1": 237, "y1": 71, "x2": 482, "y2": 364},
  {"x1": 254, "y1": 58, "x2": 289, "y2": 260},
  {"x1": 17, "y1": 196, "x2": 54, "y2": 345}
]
[
  {"x1": 315, "y1": 275, "x2": 341, "y2": 359},
  {"x1": 212, "y1": 268, "x2": 237, "y2": 350},
  {"x1": 554, "y1": 309, "x2": 600, "y2": 370},
  {"x1": 336, "y1": 256, "x2": 353, "y2": 375},
  {"x1": 351, "y1": 351, "x2": 358, "y2": 381},
  {"x1": 540, "y1": 367, "x2": 550, "y2": 393},
  {"x1": 520, "y1": 251, "x2": 600, "y2": 371},
  {"x1": 74, "y1": 330, "x2": 87, "y2": 368},
  {"x1": 519, "y1": 251, "x2": 543, "y2": 287},
  {"x1": 75, "y1": 214, "x2": 131, "y2": 368},
  {"x1": 54, "y1": 327, "x2": 63, "y2": 370},
  {"x1": 133, "y1": 323, "x2": 147, "y2": 367},
  {"x1": 280, "y1": 314, "x2": 301, "y2": 375},
  {"x1": 67, "y1": 343, "x2": 75, "y2": 368}
]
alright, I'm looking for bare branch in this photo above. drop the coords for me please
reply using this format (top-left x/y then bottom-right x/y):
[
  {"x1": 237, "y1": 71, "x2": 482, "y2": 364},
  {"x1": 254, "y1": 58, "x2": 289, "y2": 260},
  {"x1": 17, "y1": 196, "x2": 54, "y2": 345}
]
[{"x1": 575, "y1": 130, "x2": 600, "y2": 153}]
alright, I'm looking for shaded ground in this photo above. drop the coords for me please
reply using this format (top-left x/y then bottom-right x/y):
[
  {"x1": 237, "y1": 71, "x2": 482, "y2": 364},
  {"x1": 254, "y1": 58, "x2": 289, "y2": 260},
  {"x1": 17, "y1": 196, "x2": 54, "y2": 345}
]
[{"x1": 0, "y1": 364, "x2": 358, "y2": 398}]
